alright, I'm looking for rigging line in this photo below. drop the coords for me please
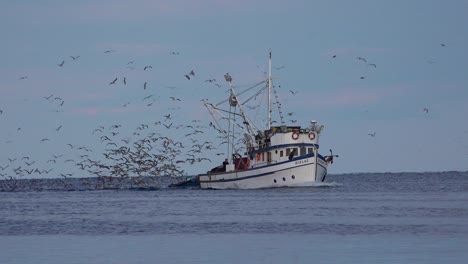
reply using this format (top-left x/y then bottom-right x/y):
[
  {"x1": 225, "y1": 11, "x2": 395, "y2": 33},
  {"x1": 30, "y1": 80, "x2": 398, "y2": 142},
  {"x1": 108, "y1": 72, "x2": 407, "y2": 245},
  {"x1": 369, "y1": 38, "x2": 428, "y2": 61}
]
[
  {"x1": 248, "y1": 85, "x2": 267, "y2": 133},
  {"x1": 205, "y1": 102, "x2": 251, "y2": 137},
  {"x1": 241, "y1": 84, "x2": 267, "y2": 106},
  {"x1": 215, "y1": 80, "x2": 266, "y2": 107}
]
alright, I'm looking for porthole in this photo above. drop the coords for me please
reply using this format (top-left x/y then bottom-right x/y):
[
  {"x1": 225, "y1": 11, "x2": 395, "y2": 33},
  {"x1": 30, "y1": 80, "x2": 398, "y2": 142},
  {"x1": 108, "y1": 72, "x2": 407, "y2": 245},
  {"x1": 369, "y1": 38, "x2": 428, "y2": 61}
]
[
  {"x1": 282, "y1": 177, "x2": 286, "y2": 181},
  {"x1": 291, "y1": 175, "x2": 295, "y2": 179},
  {"x1": 274, "y1": 179, "x2": 277, "y2": 183}
]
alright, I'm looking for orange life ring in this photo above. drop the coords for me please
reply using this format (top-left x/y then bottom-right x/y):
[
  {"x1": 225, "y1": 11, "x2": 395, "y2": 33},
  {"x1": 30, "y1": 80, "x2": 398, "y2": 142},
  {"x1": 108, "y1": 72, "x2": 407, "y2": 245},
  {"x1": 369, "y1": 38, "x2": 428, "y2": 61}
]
[
  {"x1": 308, "y1": 132, "x2": 316, "y2": 140},
  {"x1": 292, "y1": 131, "x2": 299, "y2": 140}
]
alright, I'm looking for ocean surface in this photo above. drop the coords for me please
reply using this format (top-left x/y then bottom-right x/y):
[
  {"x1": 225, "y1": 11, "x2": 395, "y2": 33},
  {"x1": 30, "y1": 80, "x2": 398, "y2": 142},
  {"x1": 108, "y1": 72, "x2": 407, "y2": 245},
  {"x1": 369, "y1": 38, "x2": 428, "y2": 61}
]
[{"x1": 1, "y1": 172, "x2": 468, "y2": 264}]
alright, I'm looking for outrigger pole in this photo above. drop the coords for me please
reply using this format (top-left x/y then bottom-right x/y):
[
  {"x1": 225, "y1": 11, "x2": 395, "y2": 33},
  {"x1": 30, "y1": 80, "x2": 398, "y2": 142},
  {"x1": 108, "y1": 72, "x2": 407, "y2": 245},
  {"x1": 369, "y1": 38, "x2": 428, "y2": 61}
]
[{"x1": 268, "y1": 49, "x2": 272, "y2": 130}]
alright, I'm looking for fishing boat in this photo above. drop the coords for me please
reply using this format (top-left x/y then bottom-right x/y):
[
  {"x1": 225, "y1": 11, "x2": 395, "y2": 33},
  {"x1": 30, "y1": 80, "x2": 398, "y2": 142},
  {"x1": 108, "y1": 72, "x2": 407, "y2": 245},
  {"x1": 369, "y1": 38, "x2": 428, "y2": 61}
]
[{"x1": 196, "y1": 51, "x2": 337, "y2": 189}]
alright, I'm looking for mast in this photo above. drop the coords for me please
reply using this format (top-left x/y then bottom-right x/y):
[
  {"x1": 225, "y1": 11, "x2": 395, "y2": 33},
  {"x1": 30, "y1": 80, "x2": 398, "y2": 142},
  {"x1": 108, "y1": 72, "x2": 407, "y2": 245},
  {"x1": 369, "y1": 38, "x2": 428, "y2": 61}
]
[{"x1": 268, "y1": 49, "x2": 272, "y2": 130}]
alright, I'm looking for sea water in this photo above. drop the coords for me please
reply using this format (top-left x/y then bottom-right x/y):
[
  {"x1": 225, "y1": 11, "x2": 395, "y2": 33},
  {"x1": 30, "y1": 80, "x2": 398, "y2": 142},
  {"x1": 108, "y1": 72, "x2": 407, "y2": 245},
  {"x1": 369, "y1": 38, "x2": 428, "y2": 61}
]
[{"x1": 1, "y1": 172, "x2": 467, "y2": 264}]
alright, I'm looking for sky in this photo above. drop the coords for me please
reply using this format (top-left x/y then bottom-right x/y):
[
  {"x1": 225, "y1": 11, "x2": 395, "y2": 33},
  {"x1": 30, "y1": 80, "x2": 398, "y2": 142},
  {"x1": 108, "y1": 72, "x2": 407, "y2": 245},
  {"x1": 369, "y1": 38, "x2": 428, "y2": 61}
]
[{"x1": 1, "y1": 0, "x2": 468, "y2": 179}]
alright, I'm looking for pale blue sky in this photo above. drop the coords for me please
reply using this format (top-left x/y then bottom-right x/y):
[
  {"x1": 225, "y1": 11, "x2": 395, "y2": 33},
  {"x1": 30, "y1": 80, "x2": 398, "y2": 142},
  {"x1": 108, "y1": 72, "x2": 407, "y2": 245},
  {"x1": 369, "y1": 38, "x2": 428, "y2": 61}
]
[{"x1": 1, "y1": 0, "x2": 468, "y2": 178}]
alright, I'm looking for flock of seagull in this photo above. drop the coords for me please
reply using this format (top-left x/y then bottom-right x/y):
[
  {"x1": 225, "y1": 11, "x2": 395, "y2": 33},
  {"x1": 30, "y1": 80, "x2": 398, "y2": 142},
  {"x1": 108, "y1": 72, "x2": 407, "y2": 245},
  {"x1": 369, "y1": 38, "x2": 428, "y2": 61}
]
[{"x1": 0, "y1": 49, "x2": 293, "y2": 191}]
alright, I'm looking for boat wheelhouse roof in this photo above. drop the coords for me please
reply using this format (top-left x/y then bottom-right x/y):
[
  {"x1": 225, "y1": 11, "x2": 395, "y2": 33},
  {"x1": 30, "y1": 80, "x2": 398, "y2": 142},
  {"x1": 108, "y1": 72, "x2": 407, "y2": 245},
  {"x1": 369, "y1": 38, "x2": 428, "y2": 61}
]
[{"x1": 265, "y1": 125, "x2": 312, "y2": 135}]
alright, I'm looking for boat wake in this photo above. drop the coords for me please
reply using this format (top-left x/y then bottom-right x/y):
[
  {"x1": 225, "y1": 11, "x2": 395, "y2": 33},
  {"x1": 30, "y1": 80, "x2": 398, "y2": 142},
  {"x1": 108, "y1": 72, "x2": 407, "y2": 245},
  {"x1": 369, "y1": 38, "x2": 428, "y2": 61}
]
[{"x1": 306, "y1": 181, "x2": 342, "y2": 188}]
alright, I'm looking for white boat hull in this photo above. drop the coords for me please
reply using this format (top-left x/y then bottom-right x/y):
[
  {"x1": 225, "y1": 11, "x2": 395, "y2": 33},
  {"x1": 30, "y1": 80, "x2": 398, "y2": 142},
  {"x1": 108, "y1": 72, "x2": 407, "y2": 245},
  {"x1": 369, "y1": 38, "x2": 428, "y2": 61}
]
[{"x1": 199, "y1": 155, "x2": 328, "y2": 189}]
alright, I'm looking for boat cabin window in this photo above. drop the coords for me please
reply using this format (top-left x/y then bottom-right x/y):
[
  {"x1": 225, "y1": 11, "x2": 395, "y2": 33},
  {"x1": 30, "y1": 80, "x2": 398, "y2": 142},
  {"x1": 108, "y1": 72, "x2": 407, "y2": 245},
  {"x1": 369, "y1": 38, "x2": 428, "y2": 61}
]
[
  {"x1": 292, "y1": 148, "x2": 298, "y2": 156},
  {"x1": 286, "y1": 148, "x2": 291, "y2": 156},
  {"x1": 262, "y1": 152, "x2": 265, "y2": 161},
  {"x1": 280, "y1": 150, "x2": 284, "y2": 157},
  {"x1": 308, "y1": 148, "x2": 313, "y2": 154},
  {"x1": 300, "y1": 147, "x2": 306, "y2": 156}
]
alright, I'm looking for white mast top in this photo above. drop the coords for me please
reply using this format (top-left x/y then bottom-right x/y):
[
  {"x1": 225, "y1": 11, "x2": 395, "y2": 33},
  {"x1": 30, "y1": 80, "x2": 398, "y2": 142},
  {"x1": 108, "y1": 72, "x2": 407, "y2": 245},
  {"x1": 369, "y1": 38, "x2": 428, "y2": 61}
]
[{"x1": 268, "y1": 49, "x2": 272, "y2": 130}]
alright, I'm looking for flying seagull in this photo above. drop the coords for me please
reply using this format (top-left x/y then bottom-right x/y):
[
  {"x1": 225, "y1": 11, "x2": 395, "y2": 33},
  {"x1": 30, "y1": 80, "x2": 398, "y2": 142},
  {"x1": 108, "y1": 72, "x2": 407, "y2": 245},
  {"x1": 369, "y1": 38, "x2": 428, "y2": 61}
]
[
  {"x1": 109, "y1": 78, "x2": 118, "y2": 85},
  {"x1": 144, "y1": 66, "x2": 152, "y2": 71},
  {"x1": 224, "y1": 73, "x2": 232, "y2": 82},
  {"x1": 57, "y1": 61, "x2": 65, "y2": 67},
  {"x1": 368, "y1": 132, "x2": 376, "y2": 137},
  {"x1": 423, "y1": 108, "x2": 429, "y2": 114},
  {"x1": 184, "y1": 74, "x2": 190, "y2": 80},
  {"x1": 356, "y1": 57, "x2": 367, "y2": 63},
  {"x1": 70, "y1": 55, "x2": 80, "y2": 61}
]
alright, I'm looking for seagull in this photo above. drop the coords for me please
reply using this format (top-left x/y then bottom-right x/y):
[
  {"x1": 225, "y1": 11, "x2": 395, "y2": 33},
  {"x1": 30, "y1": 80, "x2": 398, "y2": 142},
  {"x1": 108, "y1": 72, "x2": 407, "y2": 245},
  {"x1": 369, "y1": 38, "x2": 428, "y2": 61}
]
[
  {"x1": 356, "y1": 57, "x2": 367, "y2": 63},
  {"x1": 123, "y1": 77, "x2": 126, "y2": 85},
  {"x1": 19, "y1": 76, "x2": 28, "y2": 80},
  {"x1": 440, "y1": 43, "x2": 446, "y2": 47},
  {"x1": 289, "y1": 90, "x2": 298, "y2": 95},
  {"x1": 423, "y1": 108, "x2": 429, "y2": 114},
  {"x1": 104, "y1": 50, "x2": 115, "y2": 53},
  {"x1": 170, "y1": 51, "x2": 180, "y2": 55},
  {"x1": 360, "y1": 76, "x2": 366, "y2": 79},
  {"x1": 57, "y1": 61, "x2": 65, "y2": 67},
  {"x1": 109, "y1": 78, "x2": 118, "y2": 85},
  {"x1": 224, "y1": 73, "x2": 232, "y2": 82},
  {"x1": 368, "y1": 132, "x2": 376, "y2": 137},
  {"x1": 144, "y1": 82, "x2": 147, "y2": 89},
  {"x1": 40, "y1": 138, "x2": 50, "y2": 142},
  {"x1": 144, "y1": 66, "x2": 152, "y2": 70},
  {"x1": 184, "y1": 74, "x2": 190, "y2": 80},
  {"x1": 70, "y1": 55, "x2": 80, "y2": 61},
  {"x1": 189, "y1": 70, "x2": 195, "y2": 76},
  {"x1": 56, "y1": 125, "x2": 62, "y2": 131},
  {"x1": 368, "y1": 63, "x2": 377, "y2": 68},
  {"x1": 332, "y1": 55, "x2": 337, "y2": 58}
]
